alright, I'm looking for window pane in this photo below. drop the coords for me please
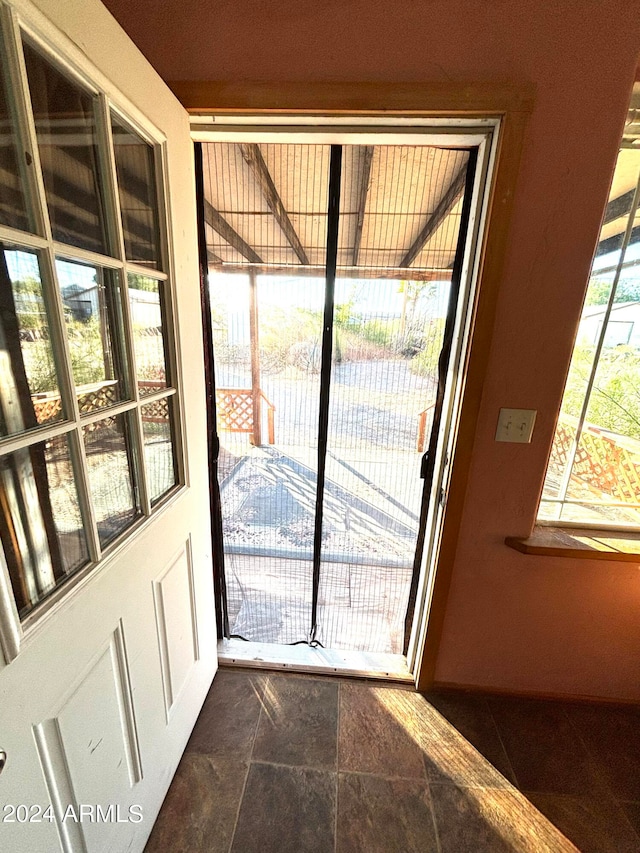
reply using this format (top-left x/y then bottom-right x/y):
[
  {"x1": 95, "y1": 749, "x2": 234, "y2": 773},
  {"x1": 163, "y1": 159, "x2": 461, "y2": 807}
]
[
  {"x1": 540, "y1": 142, "x2": 640, "y2": 526},
  {"x1": 563, "y1": 254, "x2": 640, "y2": 526},
  {"x1": 22, "y1": 40, "x2": 109, "y2": 255},
  {"x1": 0, "y1": 245, "x2": 64, "y2": 435},
  {"x1": 56, "y1": 258, "x2": 130, "y2": 410},
  {"x1": 0, "y1": 48, "x2": 29, "y2": 231},
  {"x1": 128, "y1": 273, "x2": 168, "y2": 394},
  {"x1": 111, "y1": 114, "x2": 161, "y2": 269},
  {"x1": 141, "y1": 396, "x2": 177, "y2": 505},
  {"x1": 83, "y1": 412, "x2": 140, "y2": 547},
  {"x1": 540, "y1": 270, "x2": 616, "y2": 513},
  {"x1": 1, "y1": 434, "x2": 89, "y2": 618},
  {"x1": 590, "y1": 148, "x2": 636, "y2": 276}
]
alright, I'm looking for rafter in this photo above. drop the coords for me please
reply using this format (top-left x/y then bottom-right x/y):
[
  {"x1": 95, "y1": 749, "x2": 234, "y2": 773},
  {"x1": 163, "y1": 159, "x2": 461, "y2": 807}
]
[
  {"x1": 239, "y1": 143, "x2": 309, "y2": 265},
  {"x1": 399, "y1": 161, "x2": 468, "y2": 269},
  {"x1": 603, "y1": 188, "x2": 635, "y2": 225},
  {"x1": 596, "y1": 223, "x2": 640, "y2": 258},
  {"x1": 203, "y1": 199, "x2": 263, "y2": 264},
  {"x1": 352, "y1": 145, "x2": 374, "y2": 266},
  {"x1": 206, "y1": 261, "x2": 452, "y2": 282},
  {"x1": 592, "y1": 188, "x2": 640, "y2": 257}
]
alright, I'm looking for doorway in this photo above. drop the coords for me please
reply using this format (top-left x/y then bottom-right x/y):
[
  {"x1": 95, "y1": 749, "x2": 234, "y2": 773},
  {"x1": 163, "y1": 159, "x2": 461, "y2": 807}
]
[{"x1": 195, "y1": 126, "x2": 493, "y2": 674}]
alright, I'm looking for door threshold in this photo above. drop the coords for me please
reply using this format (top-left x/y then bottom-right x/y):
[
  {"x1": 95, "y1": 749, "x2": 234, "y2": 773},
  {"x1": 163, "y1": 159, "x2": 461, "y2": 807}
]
[{"x1": 217, "y1": 638, "x2": 414, "y2": 683}]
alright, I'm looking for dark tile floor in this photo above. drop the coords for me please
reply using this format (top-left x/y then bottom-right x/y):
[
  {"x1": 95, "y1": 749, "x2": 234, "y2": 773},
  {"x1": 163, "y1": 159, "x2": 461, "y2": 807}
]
[{"x1": 144, "y1": 668, "x2": 640, "y2": 853}]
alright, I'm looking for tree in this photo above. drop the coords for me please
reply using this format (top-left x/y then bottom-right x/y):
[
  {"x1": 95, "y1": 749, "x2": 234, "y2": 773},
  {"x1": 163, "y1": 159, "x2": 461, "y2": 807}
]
[
  {"x1": 562, "y1": 345, "x2": 640, "y2": 440},
  {"x1": 586, "y1": 276, "x2": 640, "y2": 306}
]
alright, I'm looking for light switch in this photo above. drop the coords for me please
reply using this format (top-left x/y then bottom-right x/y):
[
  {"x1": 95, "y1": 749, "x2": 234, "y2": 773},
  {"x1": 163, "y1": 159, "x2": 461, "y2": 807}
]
[{"x1": 495, "y1": 408, "x2": 537, "y2": 443}]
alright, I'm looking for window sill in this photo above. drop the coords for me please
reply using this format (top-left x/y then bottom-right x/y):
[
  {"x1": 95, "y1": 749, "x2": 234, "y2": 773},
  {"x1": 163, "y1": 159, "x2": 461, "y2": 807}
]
[{"x1": 505, "y1": 527, "x2": 640, "y2": 562}]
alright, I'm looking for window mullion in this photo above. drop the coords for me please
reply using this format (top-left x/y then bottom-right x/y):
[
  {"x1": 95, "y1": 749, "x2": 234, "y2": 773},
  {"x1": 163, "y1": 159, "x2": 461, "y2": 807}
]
[
  {"x1": 133, "y1": 406, "x2": 151, "y2": 515},
  {"x1": 95, "y1": 93, "x2": 126, "y2": 262},
  {"x1": 125, "y1": 262, "x2": 168, "y2": 282},
  {"x1": 78, "y1": 397, "x2": 137, "y2": 428},
  {"x1": 97, "y1": 96, "x2": 139, "y2": 405},
  {"x1": 52, "y1": 242, "x2": 124, "y2": 272},
  {"x1": 0, "y1": 224, "x2": 47, "y2": 250},
  {"x1": 155, "y1": 142, "x2": 179, "y2": 391},
  {"x1": 97, "y1": 93, "x2": 151, "y2": 516},
  {"x1": 68, "y1": 429, "x2": 101, "y2": 564},
  {"x1": 556, "y1": 171, "x2": 640, "y2": 509},
  {"x1": 0, "y1": 420, "x2": 75, "y2": 457}
]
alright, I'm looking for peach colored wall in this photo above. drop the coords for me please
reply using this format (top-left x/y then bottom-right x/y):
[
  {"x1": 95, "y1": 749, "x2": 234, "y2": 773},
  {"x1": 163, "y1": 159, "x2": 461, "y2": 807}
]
[{"x1": 103, "y1": 0, "x2": 640, "y2": 700}]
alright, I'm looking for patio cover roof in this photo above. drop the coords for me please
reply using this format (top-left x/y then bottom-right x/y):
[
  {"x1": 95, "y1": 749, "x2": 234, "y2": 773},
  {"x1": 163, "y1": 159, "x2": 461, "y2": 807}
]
[
  {"x1": 201, "y1": 97, "x2": 640, "y2": 278},
  {"x1": 201, "y1": 142, "x2": 470, "y2": 281}
]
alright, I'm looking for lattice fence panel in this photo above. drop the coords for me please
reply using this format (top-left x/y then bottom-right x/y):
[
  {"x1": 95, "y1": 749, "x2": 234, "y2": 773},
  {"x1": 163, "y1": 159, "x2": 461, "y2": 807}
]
[
  {"x1": 141, "y1": 396, "x2": 169, "y2": 424},
  {"x1": 33, "y1": 396, "x2": 62, "y2": 424},
  {"x1": 77, "y1": 383, "x2": 118, "y2": 414},
  {"x1": 548, "y1": 413, "x2": 640, "y2": 504},
  {"x1": 32, "y1": 381, "x2": 119, "y2": 425},
  {"x1": 216, "y1": 389, "x2": 254, "y2": 433}
]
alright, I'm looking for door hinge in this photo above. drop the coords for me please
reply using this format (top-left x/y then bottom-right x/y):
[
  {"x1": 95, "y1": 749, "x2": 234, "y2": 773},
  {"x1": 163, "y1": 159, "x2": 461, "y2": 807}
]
[{"x1": 439, "y1": 487, "x2": 447, "y2": 507}]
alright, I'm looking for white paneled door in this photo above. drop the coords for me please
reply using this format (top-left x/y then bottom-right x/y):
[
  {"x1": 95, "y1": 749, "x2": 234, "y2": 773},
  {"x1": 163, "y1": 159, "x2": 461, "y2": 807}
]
[{"x1": 0, "y1": 0, "x2": 217, "y2": 850}]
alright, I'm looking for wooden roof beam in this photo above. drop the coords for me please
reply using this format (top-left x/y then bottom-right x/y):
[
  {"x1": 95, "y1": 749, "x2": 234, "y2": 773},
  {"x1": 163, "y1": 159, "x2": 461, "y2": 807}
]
[
  {"x1": 596, "y1": 223, "x2": 640, "y2": 258},
  {"x1": 204, "y1": 198, "x2": 263, "y2": 264},
  {"x1": 239, "y1": 143, "x2": 309, "y2": 265},
  {"x1": 352, "y1": 145, "x2": 374, "y2": 266},
  {"x1": 399, "y1": 161, "x2": 468, "y2": 269},
  {"x1": 207, "y1": 261, "x2": 452, "y2": 282},
  {"x1": 603, "y1": 188, "x2": 636, "y2": 225}
]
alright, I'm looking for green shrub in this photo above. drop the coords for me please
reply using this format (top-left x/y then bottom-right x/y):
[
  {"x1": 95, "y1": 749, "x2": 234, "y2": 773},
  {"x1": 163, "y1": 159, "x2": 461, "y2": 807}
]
[
  {"x1": 409, "y1": 319, "x2": 446, "y2": 376},
  {"x1": 562, "y1": 345, "x2": 640, "y2": 440}
]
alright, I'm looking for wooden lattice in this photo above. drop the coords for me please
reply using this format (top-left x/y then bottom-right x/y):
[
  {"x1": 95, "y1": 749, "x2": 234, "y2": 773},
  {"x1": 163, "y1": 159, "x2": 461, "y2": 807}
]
[
  {"x1": 32, "y1": 380, "x2": 119, "y2": 424},
  {"x1": 77, "y1": 381, "x2": 118, "y2": 414},
  {"x1": 33, "y1": 395, "x2": 62, "y2": 424},
  {"x1": 216, "y1": 388, "x2": 275, "y2": 444},
  {"x1": 549, "y1": 413, "x2": 640, "y2": 504},
  {"x1": 141, "y1": 396, "x2": 169, "y2": 425},
  {"x1": 139, "y1": 380, "x2": 167, "y2": 395},
  {"x1": 216, "y1": 389, "x2": 254, "y2": 433}
]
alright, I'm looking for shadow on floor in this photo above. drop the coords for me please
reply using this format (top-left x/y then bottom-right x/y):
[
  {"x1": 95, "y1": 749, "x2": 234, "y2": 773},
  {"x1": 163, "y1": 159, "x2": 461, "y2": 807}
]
[{"x1": 144, "y1": 669, "x2": 640, "y2": 853}]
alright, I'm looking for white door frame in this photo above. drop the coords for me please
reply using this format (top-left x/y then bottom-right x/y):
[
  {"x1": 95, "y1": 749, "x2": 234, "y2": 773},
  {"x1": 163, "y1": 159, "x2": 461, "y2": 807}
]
[{"x1": 193, "y1": 117, "x2": 500, "y2": 686}]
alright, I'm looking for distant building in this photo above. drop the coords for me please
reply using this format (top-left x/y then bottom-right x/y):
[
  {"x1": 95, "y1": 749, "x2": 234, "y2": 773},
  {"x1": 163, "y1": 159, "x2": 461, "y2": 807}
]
[{"x1": 578, "y1": 301, "x2": 640, "y2": 348}]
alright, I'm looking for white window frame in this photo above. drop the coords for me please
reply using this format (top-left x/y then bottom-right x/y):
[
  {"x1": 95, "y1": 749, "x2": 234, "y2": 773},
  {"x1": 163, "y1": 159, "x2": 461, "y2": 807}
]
[{"x1": 0, "y1": 0, "x2": 185, "y2": 647}]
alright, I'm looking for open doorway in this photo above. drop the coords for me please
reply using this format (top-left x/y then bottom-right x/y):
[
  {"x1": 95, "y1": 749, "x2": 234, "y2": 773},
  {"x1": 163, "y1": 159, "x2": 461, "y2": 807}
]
[{"x1": 194, "y1": 124, "x2": 495, "y2": 678}]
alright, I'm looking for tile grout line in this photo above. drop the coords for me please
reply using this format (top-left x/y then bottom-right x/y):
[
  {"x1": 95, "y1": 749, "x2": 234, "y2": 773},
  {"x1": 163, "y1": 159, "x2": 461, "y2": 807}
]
[
  {"x1": 421, "y1": 745, "x2": 443, "y2": 853},
  {"x1": 484, "y1": 697, "x2": 521, "y2": 790},
  {"x1": 559, "y1": 704, "x2": 640, "y2": 843},
  {"x1": 246, "y1": 757, "x2": 443, "y2": 783},
  {"x1": 401, "y1": 685, "x2": 440, "y2": 851},
  {"x1": 226, "y1": 673, "x2": 269, "y2": 853},
  {"x1": 560, "y1": 703, "x2": 619, "y2": 796},
  {"x1": 426, "y1": 784, "x2": 443, "y2": 853}
]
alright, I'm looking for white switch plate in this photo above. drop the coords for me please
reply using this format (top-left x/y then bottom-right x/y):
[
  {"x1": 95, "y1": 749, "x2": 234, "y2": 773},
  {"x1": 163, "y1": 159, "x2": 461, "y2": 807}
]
[{"x1": 495, "y1": 408, "x2": 537, "y2": 443}]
